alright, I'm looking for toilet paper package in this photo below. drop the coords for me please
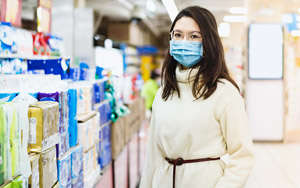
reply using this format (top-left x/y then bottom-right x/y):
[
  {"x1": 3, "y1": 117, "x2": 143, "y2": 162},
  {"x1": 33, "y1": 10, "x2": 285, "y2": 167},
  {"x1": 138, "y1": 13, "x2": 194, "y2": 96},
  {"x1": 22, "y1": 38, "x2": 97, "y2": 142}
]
[
  {"x1": 28, "y1": 101, "x2": 59, "y2": 153},
  {"x1": 0, "y1": 22, "x2": 12, "y2": 55},
  {"x1": 0, "y1": 104, "x2": 6, "y2": 185},
  {"x1": 56, "y1": 130, "x2": 69, "y2": 159},
  {"x1": 39, "y1": 146, "x2": 57, "y2": 188},
  {"x1": 70, "y1": 145, "x2": 83, "y2": 188},
  {"x1": 57, "y1": 151, "x2": 71, "y2": 188},
  {"x1": 72, "y1": 83, "x2": 93, "y2": 116},
  {"x1": 0, "y1": 93, "x2": 17, "y2": 102},
  {"x1": 28, "y1": 153, "x2": 39, "y2": 188},
  {"x1": 13, "y1": 102, "x2": 31, "y2": 179},
  {"x1": 68, "y1": 89, "x2": 78, "y2": 147},
  {"x1": 77, "y1": 114, "x2": 97, "y2": 152},
  {"x1": 99, "y1": 123, "x2": 111, "y2": 169},
  {"x1": 38, "y1": 91, "x2": 68, "y2": 132},
  {"x1": 83, "y1": 146, "x2": 98, "y2": 182},
  {"x1": 3, "y1": 103, "x2": 20, "y2": 180}
]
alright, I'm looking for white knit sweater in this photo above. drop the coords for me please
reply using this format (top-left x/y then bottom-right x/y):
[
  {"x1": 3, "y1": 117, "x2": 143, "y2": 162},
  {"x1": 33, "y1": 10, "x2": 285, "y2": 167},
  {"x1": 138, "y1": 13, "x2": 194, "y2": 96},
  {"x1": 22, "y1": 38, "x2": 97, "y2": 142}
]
[{"x1": 140, "y1": 66, "x2": 254, "y2": 188}]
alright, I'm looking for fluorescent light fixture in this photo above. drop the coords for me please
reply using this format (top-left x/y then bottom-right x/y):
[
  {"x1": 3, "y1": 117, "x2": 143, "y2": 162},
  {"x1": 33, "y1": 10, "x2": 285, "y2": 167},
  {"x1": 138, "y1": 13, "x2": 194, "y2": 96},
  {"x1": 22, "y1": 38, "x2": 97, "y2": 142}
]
[
  {"x1": 162, "y1": 0, "x2": 178, "y2": 22},
  {"x1": 218, "y1": 22, "x2": 231, "y2": 37},
  {"x1": 146, "y1": 0, "x2": 156, "y2": 12},
  {"x1": 229, "y1": 7, "x2": 247, "y2": 14},
  {"x1": 291, "y1": 30, "x2": 300, "y2": 37},
  {"x1": 223, "y1": 15, "x2": 246, "y2": 23}
]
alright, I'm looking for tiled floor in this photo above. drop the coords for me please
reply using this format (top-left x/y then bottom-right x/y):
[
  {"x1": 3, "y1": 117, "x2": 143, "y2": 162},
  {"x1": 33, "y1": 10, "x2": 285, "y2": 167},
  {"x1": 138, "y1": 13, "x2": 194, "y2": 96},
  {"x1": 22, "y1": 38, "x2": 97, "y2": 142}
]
[{"x1": 245, "y1": 143, "x2": 300, "y2": 188}]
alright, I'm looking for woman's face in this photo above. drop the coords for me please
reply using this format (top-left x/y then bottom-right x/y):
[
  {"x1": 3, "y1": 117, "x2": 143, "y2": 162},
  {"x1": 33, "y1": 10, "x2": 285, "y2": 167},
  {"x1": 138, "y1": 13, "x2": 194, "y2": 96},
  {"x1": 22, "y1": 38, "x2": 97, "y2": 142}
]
[{"x1": 171, "y1": 17, "x2": 202, "y2": 43}]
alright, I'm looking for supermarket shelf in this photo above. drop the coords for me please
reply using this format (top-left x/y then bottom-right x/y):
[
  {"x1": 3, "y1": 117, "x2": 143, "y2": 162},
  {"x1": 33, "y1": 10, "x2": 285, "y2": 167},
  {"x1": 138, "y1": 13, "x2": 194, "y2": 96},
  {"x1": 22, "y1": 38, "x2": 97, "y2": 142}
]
[{"x1": 0, "y1": 54, "x2": 70, "y2": 60}]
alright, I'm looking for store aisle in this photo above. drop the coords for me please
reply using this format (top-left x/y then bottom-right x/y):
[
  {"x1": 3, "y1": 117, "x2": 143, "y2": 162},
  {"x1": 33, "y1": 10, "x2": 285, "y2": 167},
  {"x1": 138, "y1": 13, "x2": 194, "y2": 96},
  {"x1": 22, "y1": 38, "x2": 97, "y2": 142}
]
[{"x1": 245, "y1": 143, "x2": 300, "y2": 188}]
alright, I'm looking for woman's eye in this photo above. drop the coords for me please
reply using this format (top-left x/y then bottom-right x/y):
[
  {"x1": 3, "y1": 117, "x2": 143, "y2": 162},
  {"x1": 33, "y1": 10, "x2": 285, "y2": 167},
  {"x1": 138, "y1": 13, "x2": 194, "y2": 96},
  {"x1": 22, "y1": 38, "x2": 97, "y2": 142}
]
[
  {"x1": 191, "y1": 35, "x2": 201, "y2": 39},
  {"x1": 174, "y1": 33, "x2": 182, "y2": 38}
]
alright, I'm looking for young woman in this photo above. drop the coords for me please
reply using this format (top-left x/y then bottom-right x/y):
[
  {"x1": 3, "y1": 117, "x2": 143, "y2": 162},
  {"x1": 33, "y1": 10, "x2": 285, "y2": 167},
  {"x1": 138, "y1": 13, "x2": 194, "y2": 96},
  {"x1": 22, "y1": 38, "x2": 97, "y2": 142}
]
[{"x1": 140, "y1": 6, "x2": 254, "y2": 188}]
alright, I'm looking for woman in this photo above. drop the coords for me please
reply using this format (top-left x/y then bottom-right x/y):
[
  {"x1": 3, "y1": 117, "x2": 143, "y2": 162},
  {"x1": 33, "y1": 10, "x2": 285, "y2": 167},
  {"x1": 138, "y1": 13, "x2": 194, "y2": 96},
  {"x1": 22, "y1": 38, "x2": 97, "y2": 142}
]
[{"x1": 140, "y1": 6, "x2": 254, "y2": 188}]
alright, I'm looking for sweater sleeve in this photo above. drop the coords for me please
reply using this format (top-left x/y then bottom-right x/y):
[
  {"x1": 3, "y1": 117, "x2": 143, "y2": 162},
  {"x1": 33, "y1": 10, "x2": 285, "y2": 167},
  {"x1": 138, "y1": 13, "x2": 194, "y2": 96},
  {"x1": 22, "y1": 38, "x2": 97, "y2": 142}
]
[
  {"x1": 139, "y1": 98, "x2": 162, "y2": 188},
  {"x1": 215, "y1": 96, "x2": 255, "y2": 188}
]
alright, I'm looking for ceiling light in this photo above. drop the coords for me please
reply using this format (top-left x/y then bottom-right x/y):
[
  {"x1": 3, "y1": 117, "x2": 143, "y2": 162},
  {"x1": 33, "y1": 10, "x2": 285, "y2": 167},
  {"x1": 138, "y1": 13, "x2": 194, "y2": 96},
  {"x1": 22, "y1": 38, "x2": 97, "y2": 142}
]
[
  {"x1": 229, "y1": 7, "x2": 248, "y2": 14},
  {"x1": 162, "y1": 0, "x2": 178, "y2": 22},
  {"x1": 223, "y1": 15, "x2": 247, "y2": 23},
  {"x1": 146, "y1": 0, "x2": 156, "y2": 12}
]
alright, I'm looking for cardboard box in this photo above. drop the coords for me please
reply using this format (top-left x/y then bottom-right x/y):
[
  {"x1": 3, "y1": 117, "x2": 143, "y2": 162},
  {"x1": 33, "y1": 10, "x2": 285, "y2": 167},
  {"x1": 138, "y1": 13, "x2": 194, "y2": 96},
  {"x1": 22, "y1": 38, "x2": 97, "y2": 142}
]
[
  {"x1": 29, "y1": 154, "x2": 40, "y2": 188},
  {"x1": 111, "y1": 117, "x2": 125, "y2": 160},
  {"x1": 28, "y1": 101, "x2": 59, "y2": 153},
  {"x1": 107, "y1": 22, "x2": 143, "y2": 46},
  {"x1": 70, "y1": 145, "x2": 83, "y2": 188},
  {"x1": 57, "y1": 151, "x2": 71, "y2": 188},
  {"x1": 39, "y1": 146, "x2": 57, "y2": 188},
  {"x1": 124, "y1": 99, "x2": 140, "y2": 143}
]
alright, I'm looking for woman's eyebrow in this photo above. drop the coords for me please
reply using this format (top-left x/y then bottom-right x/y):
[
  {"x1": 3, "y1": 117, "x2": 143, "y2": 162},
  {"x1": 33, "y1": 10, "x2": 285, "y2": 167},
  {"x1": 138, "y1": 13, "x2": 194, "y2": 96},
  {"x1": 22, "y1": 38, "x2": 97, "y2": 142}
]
[{"x1": 173, "y1": 29, "x2": 201, "y2": 33}]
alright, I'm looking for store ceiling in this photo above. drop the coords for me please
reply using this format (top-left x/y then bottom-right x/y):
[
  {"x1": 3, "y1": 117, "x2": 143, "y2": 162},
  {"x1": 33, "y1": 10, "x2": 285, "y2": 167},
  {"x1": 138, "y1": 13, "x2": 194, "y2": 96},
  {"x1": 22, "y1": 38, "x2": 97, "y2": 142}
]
[{"x1": 87, "y1": 0, "x2": 245, "y2": 36}]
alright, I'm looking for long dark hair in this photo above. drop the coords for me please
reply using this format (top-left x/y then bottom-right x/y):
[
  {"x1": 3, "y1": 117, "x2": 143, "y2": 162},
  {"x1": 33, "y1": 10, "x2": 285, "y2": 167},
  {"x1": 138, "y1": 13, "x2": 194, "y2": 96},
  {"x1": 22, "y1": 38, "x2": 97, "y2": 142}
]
[{"x1": 161, "y1": 6, "x2": 239, "y2": 100}]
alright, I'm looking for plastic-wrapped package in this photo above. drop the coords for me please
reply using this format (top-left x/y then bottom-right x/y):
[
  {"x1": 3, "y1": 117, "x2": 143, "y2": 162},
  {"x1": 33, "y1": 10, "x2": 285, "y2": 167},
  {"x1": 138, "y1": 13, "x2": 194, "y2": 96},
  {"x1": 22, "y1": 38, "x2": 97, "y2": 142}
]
[
  {"x1": 99, "y1": 122, "x2": 112, "y2": 169},
  {"x1": 28, "y1": 153, "x2": 39, "y2": 188},
  {"x1": 57, "y1": 151, "x2": 71, "y2": 188},
  {"x1": 0, "y1": 22, "x2": 12, "y2": 55},
  {"x1": 68, "y1": 89, "x2": 77, "y2": 147},
  {"x1": 70, "y1": 145, "x2": 83, "y2": 188},
  {"x1": 28, "y1": 101, "x2": 59, "y2": 153},
  {"x1": 39, "y1": 146, "x2": 57, "y2": 188},
  {"x1": 77, "y1": 113, "x2": 96, "y2": 152},
  {"x1": 0, "y1": 103, "x2": 6, "y2": 185},
  {"x1": 56, "y1": 130, "x2": 69, "y2": 159},
  {"x1": 0, "y1": 93, "x2": 17, "y2": 102}
]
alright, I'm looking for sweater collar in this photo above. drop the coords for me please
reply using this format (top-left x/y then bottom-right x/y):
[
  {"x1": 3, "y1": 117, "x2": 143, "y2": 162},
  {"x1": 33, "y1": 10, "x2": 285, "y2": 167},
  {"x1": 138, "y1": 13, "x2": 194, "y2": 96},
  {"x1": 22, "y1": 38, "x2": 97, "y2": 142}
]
[{"x1": 175, "y1": 65, "x2": 200, "y2": 83}]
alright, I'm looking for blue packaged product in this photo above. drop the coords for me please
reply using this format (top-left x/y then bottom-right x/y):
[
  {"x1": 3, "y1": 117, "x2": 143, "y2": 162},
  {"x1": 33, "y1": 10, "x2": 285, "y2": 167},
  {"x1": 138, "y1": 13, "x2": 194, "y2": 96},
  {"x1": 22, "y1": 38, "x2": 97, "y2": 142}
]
[
  {"x1": 0, "y1": 22, "x2": 12, "y2": 55},
  {"x1": 56, "y1": 130, "x2": 69, "y2": 159},
  {"x1": 68, "y1": 89, "x2": 77, "y2": 147},
  {"x1": 71, "y1": 145, "x2": 83, "y2": 188},
  {"x1": 93, "y1": 83, "x2": 100, "y2": 104},
  {"x1": 57, "y1": 151, "x2": 71, "y2": 188},
  {"x1": 27, "y1": 58, "x2": 70, "y2": 80},
  {"x1": 99, "y1": 123, "x2": 111, "y2": 169},
  {"x1": 0, "y1": 93, "x2": 17, "y2": 102}
]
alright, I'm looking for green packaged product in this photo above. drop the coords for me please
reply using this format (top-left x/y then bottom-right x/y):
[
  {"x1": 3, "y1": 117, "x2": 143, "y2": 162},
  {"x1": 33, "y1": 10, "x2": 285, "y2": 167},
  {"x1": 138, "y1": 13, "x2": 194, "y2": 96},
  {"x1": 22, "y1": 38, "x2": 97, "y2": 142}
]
[
  {"x1": 0, "y1": 104, "x2": 5, "y2": 185},
  {"x1": 11, "y1": 176, "x2": 26, "y2": 188},
  {"x1": 2, "y1": 182, "x2": 11, "y2": 188}
]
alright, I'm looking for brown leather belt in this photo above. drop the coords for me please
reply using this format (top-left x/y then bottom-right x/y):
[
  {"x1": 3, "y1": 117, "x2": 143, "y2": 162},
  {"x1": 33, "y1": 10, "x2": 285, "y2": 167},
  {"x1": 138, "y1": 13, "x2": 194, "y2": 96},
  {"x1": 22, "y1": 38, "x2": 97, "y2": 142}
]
[{"x1": 165, "y1": 157, "x2": 221, "y2": 188}]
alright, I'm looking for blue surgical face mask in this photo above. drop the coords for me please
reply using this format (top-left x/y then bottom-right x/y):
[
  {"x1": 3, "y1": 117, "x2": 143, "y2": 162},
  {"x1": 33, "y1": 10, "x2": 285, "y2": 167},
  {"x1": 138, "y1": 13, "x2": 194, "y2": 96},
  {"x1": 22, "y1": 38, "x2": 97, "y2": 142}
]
[{"x1": 169, "y1": 40, "x2": 203, "y2": 68}]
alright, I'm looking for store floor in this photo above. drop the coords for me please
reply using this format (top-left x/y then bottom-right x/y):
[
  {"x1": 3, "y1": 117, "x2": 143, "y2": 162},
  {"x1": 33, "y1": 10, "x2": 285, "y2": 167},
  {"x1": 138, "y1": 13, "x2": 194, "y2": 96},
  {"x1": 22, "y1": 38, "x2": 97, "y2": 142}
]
[{"x1": 245, "y1": 142, "x2": 300, "y2": 188}]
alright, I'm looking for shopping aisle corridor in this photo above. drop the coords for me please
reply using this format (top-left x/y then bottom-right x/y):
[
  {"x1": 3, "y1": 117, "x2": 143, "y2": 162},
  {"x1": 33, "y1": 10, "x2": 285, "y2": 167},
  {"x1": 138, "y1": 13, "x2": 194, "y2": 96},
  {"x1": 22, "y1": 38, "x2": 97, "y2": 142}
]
[{"x1": 245, "y1": 143, "x2": 300, "y2": 188}]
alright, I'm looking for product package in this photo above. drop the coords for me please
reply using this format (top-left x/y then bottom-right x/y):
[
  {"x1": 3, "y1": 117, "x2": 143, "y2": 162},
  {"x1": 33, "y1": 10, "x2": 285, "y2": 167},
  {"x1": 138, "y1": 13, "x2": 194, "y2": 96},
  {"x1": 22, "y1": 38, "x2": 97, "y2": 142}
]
[
  {"x1": 99, "y1": 123, "x2": 112, "y2": 169},
  {"x1": 56, "y1": 130, "x2": 69, "y2": 159},
  {"x1": 28, "y1": 101, "x2": 59, "y2": 153},
  {"x1": 0, "y1": 93, "x2": 17, "y2": 102},
  {"x1": 39, "y1": 146, "x2": 57, "y2": 188},
  {"x1": 70, "y1": 145, "x2": 83, "y2": 188},
  {"x1": 13, "y1": 102, "x2": 31, "y2": 179},
  {"x1": 93, "y1": 79, "x2": 106, "y2": 105},
  {"x1": 3, "y1": 103, "x2": 20, "y2": 180},
  {"x1": 94, "y1": 100, "x2": 111, "y2": 126},
  {"x1": 83, "y1": 146, "x2": 99, "y2": 188},
  {"x1": 0, "y1": 104, "x2": 6, "y2": 185},
  {"x1": 0, "y1": 22, "x2": 12, "y2": 55},
  {"x1": 74, "y1": 83, "x2": 93, "y2": 116},
  {"x1": 28, "y1": 153, "x2": 39, "y2": 188},
  {"x1": 57, "y1": 151, "x2": 71, "y2": 188},
  {"x1": 77, "y1": 112, "x2": 97, "y2": 152},
  {"x1": 68, "y1": 89, "x2": 77, "y2": 147},
  {"x1": 11, "y1": 175, "x2": 27, "y2": 188}
]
